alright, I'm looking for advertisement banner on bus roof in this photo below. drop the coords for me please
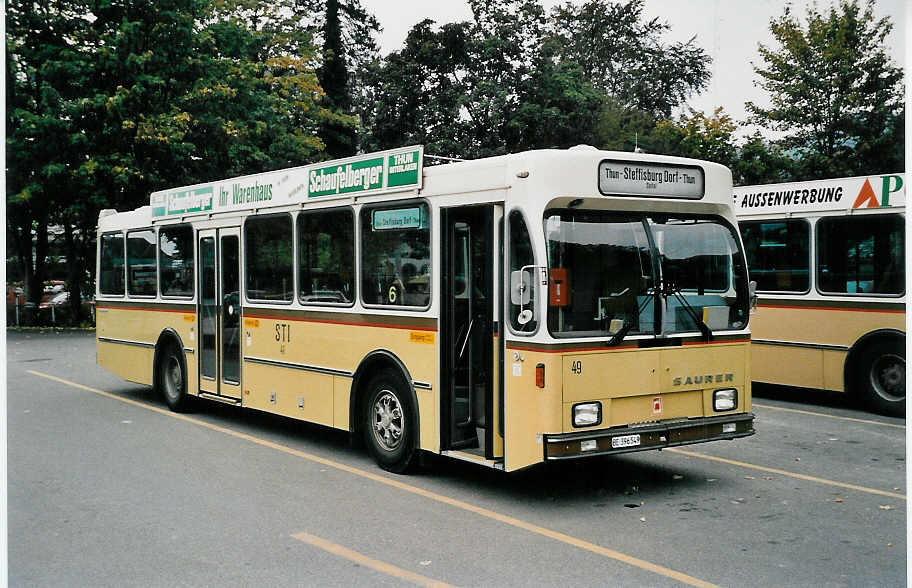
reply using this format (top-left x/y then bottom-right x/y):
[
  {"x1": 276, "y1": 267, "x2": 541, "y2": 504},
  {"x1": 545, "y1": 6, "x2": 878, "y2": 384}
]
[
  {"x1": 733, "y1": 173, "x2": 904, "y2": 216},
  {"x1": 150, "y1": 146, "x2": 423, "y2": 218}
]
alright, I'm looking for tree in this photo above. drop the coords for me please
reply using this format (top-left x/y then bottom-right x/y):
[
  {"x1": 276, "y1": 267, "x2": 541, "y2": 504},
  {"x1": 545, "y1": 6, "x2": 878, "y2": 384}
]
[
  {"x1": 505, "y1": 38, "x2": 604, "y2": 152},
  {"x1": 595, "y1": 99, "x2": 656, "y2": 153},
  {"x1": 546, "y1": 0, "x2": 711, "y2": 119},
  {"x1": 746, "y1": 0, "x2": 904, "y2": 179},
  {"x1": 7, "y1": 0, "x2": 338, "y2": 324},
  {"x1": 6, "y1": 0, "x2": 93, "y2": 310},
  {"x1": 299, "y1": 0, "x2": 381, "y2": 156},
  {"x1": 359, "y1": 20, "x2": 473, "y2": 158},
  {"x1": 730, "y1": 132, "x2": 797, "y2": 185},
  {"x1": 596, "y1": 104, "x2": 739, "y2": 170},
  {"x1": 362, "y1": 0, "x2": 604, "y2": 159}
]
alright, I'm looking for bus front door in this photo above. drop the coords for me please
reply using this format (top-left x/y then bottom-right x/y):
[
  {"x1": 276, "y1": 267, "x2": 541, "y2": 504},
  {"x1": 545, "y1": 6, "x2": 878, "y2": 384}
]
[
  {"x1": 197, "y1": 227, "x2": 242, "y2": 402},
  {"x1": 441, "y1": 205, "x2": 502, "y2": 459}
]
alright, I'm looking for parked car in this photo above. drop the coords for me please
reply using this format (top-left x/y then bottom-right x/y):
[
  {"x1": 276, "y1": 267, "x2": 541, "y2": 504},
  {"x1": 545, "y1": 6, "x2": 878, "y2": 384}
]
[
  {"x1": 39, "y1": 291, "x2": 94, "y2": 310},
  {"x1": 6, "y1": 285, "x2": 25, "y2": 306}
]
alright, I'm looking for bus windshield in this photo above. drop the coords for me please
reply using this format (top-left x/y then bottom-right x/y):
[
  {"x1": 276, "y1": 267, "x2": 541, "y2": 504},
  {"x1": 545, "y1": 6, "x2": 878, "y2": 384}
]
[{"x1": 544, "y1": 209, "x2": 749, "y2": 338}]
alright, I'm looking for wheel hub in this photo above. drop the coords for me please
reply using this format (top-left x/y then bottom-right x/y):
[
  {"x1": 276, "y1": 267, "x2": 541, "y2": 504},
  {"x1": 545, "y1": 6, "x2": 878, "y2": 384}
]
[
  {"x1": 373, "y1": 390, "x2": 403, "y2": 451},
  {"x1": 165, "y1": 356, "x2": 182, "y2": 401},
  {"x1": 871, "y1": 353, "x2": 905, "y2": 402}
]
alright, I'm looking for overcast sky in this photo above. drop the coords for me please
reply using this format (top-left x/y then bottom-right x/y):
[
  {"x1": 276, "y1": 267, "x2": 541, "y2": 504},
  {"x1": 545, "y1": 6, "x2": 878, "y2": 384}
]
[{"x1": 359, "y1": 0, "x2": 906, "y2": 138}]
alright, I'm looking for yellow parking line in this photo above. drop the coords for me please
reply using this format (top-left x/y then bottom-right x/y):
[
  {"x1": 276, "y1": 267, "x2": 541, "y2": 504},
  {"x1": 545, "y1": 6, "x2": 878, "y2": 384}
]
[
  {"x1": 753, "y1": 402, "x2": 905, "y2": 429},
  {"x1": 667, "y1": 448, "x2": 906, "y2": 500},
  {"x1": 28, "y1": 370, "x2": 718, "y2": 588},
  {"x1": 292, "y1": 532, "x2": 453, "y2": 587}
]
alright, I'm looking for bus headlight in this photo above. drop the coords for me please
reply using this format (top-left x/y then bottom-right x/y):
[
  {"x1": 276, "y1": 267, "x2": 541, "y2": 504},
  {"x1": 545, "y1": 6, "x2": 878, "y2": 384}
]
[
  {"x1": 573, "y1": 402, "x2": 602, "y2": 427},
  {"x1": 713, "y1": 388, "x2": 737, "y2": 412}
]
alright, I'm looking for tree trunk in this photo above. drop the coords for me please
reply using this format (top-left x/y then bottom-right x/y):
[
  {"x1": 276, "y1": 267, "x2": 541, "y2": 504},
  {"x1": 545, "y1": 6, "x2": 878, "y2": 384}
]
[
  {"x1": 63, "y1": 220, "x2": 84, "y2": 325},
  {"x1": 31, "y1": 212, "x2": 50, "y2": 326},
  {"x1": 11, "y1": 215, "x2": 33, "y2": 305}
]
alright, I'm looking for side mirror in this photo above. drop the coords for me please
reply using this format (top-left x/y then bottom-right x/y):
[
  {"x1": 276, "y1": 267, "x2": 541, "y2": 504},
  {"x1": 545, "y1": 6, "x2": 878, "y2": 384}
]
[
  {"x1": 510, "y1": 270, "x2": 531, "y2": 305},
  {"x1": 748, "y1": 280, "x2": 758, "y2": 313}
]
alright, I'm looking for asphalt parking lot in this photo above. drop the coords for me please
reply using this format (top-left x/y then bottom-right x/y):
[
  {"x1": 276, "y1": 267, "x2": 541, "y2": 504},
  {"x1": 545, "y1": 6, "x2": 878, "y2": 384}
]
[{"x1": 7, "y1": 330, "x2": 906, "y2": 587}]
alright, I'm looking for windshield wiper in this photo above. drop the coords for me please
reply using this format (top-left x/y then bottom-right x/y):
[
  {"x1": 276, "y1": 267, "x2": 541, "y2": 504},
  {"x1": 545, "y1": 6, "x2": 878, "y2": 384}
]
[
  {"x1": 603, "y1": 289, "x2": 654, "y2": 346},
  {"x1": 605, "y1": 322, "x2": 633, "y2": 346},
  {"x1": 663, "y1": 281, "x2": 713, "y2": 342}
]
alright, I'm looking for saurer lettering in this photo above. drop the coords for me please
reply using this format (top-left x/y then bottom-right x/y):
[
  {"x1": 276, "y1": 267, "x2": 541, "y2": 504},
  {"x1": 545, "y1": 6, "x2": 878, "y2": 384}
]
[{"x1": 672, "y1": 373, "x2": 734, "y2": 386}]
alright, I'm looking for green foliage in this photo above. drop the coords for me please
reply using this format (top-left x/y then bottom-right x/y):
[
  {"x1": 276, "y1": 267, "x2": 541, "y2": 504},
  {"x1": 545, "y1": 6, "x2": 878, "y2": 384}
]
[
  {"x1": 595, "y1": 100, "x2": 656, "y2": 153},
  {"x1": 359, "y1": 20, "x2": 472, "y2": 158},
  {"x1": 299, "y1": 0, "x2": 381, "y2": 157},
  {"x1": 654, "y1": 108, "x2": 738, "y2": 166},
  {"x1": 596, "y1": 103, "x2": 741, "y2": 172},
  {"x1": 362, "y1": 0, "x2": 710, "y2": 160},
  {"x1": 546, "y1": 0, "x2": 711, "y2": 119},
  {"x1": 505, "y1": 40, "x2": 604, "y2": 152},
  {"x1": 362, "y1": 0, "x2": 605, "y2": 158},
  {"x1": 730, "y1": 133, "x2": 798, "y2": 186},
  {"x1": 6, "y1": 0, "x2": 343, "y2": 323},
  {"x1": 747, "y1": 0, "x2": 904, "y2": 178}
]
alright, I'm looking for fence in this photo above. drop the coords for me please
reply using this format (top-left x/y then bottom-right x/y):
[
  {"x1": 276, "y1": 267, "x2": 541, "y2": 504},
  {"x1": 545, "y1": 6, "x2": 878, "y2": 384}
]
[{"x1": 7, "y1": 298, "x2": 96, "y2": 327}]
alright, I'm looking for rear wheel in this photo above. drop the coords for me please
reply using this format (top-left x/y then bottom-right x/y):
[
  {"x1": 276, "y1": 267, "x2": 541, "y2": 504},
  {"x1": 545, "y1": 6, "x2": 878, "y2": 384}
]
[
  {"x1": 159, "y1": 344, "x2": 190, "y2": 412},
  {"x1": 363, "y1": 370, "x2": 417, "y2": 473},
  {"x1": 855, "y1": 340, "x2": 905, "y2": 417}
]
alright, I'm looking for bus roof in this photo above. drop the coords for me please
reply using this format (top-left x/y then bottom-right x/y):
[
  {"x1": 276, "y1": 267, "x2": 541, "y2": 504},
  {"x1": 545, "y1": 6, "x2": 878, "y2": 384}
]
[
  {"x1": 733, "y1": 173, "x2": 905, "y2": 217},
  {"x1": 99, "y1": 145, "x2": 735, "y2": 231}
]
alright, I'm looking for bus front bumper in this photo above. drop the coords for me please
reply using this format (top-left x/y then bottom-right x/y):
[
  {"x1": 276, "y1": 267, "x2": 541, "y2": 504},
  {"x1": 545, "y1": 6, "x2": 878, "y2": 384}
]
[{"x1": 544, "y1": 413, "x2": 755, "y2": 460}]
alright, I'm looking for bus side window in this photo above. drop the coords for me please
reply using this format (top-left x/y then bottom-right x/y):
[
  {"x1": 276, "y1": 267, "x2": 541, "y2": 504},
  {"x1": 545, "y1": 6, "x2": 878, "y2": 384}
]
[
  {"x1": 739, "y1": 219, "x2": 810, "y2": 293},
  {"x1": 360, "y1": 203, "x2": 431, "y2": 308},
  {"x1": 127, "y1": 229, "x2": 158, "y2": 297},
  {"x1": 100, "y1": 233, "x2": 125, "y2": 296},
  {"x1": 159, "y1": 225, "x2": 194, "y2": 298},
  {"x1": 298, "y1": 208, "x2": 354, "y2": 304},
  {"x1": 817, "y1": 214, "x2": 904, "y2": 295},
  {"x1": 245, "y1": 214, "x2": 294, "y2": 302}
]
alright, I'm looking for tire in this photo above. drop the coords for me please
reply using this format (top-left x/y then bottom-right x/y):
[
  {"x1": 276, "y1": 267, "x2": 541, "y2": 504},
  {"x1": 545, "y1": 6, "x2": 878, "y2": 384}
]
[
  {"x1": 855, "y1": 340, "x2": 905, "y2": 417},
  {"x1": 363, "y1": 370, "x2": 417, "y2": 473},
  {"x1": 159, "y1": 343, "x2": 190, "y2": 412}
]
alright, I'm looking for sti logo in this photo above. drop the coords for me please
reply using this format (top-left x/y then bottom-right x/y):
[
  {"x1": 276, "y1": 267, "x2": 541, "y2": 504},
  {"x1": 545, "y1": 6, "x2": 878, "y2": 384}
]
[{"x1": 852, "y1": 175, "x2": 903, "y2": 208}]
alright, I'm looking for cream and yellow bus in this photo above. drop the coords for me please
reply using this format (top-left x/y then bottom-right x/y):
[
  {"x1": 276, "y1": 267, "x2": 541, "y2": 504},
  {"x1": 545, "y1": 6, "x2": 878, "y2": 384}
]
[
  {"x1": 96, "y1": 145, "x2": 755, "y2": 473},
  {"x1": 734, "y1": 174, "x2": 905, "y2": 416}
]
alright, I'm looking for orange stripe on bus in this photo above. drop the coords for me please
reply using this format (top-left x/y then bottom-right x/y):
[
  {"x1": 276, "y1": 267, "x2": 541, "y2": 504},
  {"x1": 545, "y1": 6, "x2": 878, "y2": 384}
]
[
  {"x1": 95, "y1": 304, "x2": 194, "y2": 314},
  {"x1": 506, "y1": 338, "x2": 747, "y2": 353},
  {"x1": 682, "y1": 338, "x2": 750, "y2": 346},
  {"x1": 505, "y1": 344, "x2": 638, "y2": 353},
  {"x1": 759, "y1": 304, "x2": 904, "y2": 313},
  {"x1": 242, "y1": 312, "x2": 438, "y2": 332}
]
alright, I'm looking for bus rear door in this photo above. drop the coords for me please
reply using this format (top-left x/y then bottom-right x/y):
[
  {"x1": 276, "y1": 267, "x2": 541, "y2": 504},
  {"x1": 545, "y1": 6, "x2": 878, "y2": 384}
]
[{"x1": 197, "y1": 227, "x2": 242, "y2": 403}]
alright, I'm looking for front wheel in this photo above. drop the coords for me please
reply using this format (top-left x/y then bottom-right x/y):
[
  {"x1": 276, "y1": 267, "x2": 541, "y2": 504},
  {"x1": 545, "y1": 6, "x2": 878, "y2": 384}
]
[
  {"x1": 159, "y1": 344, "x2": 190, "y2": 412},
  {"x1": 363, "y1": 370, "x2": 417, "y2": 473},
  {"x1": 855, "y1": 340, "x2": 905, "y2": 417}
]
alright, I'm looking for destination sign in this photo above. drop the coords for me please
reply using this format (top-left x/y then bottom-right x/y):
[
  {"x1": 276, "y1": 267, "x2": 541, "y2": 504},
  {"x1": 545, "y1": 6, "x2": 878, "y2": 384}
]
[
  {"x1": 373, "y1": 207, "x2": 422, "y2": 230},
  {"x1": 151, "y1": 146, "x2": 423, "y2": 218},
  {"x1": 598, "y1": 160, "x2": 704, "y2": 199}
]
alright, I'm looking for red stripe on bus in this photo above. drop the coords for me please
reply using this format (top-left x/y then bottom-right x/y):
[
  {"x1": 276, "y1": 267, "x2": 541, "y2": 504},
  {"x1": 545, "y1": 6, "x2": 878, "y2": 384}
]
[
  {"x1": 505, "y1": 344, "x2": 638, "y2": 353},
  {"x1": 505, "y1": 338, "x2": 748, "y2": 353},
  {"x1": 682, "y1": 338, "x2": 750, "y2": 346},
  {"x1": 95, "y1": 304, "x2": 193, "y2": 314},
  {"x1": 241, "y1": 312, "x2": 438, "y2": 332},
  {"x1": 758, "y1": 304, "x2": 905, "y2": 313}
]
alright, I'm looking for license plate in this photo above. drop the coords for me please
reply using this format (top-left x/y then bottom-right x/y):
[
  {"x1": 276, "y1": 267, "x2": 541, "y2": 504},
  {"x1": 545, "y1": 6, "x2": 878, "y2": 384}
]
[{"x1": 611, "y1": 434, "x2": 641, "y2": 449}]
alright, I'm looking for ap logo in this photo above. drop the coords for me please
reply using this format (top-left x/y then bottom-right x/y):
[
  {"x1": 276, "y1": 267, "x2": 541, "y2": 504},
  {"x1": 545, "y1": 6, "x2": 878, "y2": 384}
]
[{"x1": 852, "y1": 175, "x2": 904, "y2": 208}]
